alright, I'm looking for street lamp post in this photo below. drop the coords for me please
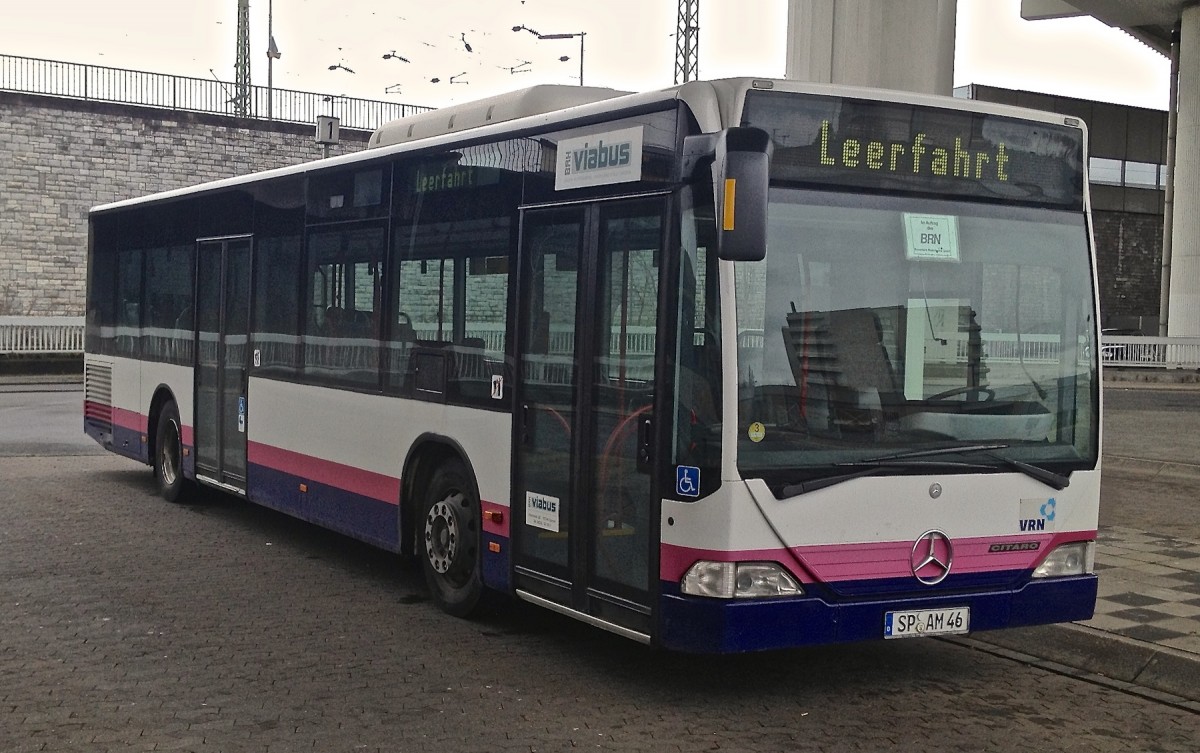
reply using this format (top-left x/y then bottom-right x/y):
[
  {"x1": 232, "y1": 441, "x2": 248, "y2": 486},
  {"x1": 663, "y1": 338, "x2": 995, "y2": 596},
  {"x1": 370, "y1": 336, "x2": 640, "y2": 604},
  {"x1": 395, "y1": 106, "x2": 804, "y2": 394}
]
[
  {"x1": 512, "y1": 25, "x2": 586, "y2": 85},
  {"x1": 266, "y1": 0, "x2": 281, "y2": 121}
]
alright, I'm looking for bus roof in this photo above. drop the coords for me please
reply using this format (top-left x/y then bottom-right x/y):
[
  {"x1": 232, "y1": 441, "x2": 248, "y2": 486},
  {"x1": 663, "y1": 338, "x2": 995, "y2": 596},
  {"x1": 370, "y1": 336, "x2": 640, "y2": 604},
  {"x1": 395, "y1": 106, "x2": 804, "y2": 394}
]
[
  {"x1": 367, "y1": 84, "x2": 631, "y2": 148},
  {"x1": 90, "y1": 77, "x2": 1084, "y2": 215}
]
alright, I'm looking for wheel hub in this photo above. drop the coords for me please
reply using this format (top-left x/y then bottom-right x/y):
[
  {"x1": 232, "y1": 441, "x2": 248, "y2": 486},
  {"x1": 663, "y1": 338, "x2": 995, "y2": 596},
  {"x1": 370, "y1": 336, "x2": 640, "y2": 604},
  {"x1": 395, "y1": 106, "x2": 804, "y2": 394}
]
[
  {"x1": 160, "y1": 418, "x2": 180, "y2": 486},
  {"x1": 425, "y1": 496, "x2": 461, "y2": 574}
]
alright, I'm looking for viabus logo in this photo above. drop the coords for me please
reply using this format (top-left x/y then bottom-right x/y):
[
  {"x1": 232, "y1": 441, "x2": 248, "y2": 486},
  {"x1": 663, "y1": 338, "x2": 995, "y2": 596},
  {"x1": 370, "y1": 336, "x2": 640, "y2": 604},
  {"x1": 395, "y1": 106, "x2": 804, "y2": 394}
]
[
  {"x1": 555, "y1": 126, "x2": 643, "y2": 190},
  {"x1": 565, "y1": 139, "x2": 633, "y2": 175}
]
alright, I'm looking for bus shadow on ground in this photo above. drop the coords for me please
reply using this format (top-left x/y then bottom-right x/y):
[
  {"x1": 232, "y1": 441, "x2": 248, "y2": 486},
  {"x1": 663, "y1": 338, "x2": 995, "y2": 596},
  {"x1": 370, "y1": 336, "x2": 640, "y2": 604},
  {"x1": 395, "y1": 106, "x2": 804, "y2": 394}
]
[{"x1": 97, "y1": 463, "x2": 996, "y2": 701}]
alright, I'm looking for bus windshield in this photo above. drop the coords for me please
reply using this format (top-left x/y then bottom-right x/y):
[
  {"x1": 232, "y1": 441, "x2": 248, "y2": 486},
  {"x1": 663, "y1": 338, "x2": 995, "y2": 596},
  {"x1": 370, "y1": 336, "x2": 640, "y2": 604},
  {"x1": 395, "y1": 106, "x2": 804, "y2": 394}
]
[{"x1": 734, "y1": 188, "x2": 1099, "y2": 490}]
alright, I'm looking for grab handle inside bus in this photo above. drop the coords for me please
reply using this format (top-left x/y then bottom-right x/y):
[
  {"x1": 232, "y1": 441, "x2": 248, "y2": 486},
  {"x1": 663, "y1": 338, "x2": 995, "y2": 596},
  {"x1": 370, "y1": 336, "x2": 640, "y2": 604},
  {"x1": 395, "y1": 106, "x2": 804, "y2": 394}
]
[{"x1": 685, "y1": 126, "x2": 772, "y2": 262}]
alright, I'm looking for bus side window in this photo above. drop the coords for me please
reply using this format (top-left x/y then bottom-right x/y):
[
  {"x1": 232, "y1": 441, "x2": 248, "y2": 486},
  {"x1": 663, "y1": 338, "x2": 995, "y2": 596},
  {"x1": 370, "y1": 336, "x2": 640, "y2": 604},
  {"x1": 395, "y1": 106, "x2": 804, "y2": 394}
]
[{"x1": 304, "y1": 225, "x2": 385, "y2": 387}]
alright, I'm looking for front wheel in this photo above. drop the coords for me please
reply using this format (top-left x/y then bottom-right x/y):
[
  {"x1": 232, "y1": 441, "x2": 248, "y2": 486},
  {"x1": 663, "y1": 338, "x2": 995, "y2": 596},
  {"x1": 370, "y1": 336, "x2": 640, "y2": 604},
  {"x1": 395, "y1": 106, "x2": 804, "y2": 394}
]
[
  {"x1": 420, "y1": 459, "x2": 484, "y2": 617},
  {"x1": 154, "y1": 401, "x2": 190, "y2": 503}
]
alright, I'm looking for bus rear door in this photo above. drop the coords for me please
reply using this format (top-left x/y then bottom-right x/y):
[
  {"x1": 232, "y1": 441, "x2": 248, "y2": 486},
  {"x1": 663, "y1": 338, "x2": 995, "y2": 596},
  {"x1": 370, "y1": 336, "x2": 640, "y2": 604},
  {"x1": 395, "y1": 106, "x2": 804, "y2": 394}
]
[{"x1": 194, "y1": 236, "x2": 252, "y2": 493}]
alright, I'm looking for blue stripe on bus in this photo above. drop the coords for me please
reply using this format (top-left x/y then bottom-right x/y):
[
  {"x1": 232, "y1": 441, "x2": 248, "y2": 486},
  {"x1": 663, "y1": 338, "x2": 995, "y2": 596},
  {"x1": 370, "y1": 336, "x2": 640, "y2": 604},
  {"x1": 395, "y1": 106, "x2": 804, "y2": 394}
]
[
  {"x1": 657, "y1": 574, "x2": 1097, "y2": 653},
  {"x1": 99, "y1": 423, "x2": 149, "y2": 464},
  {"x1": 483, "y1": 533, "x2": 510, "y2": 592},
  {"x1": 247, "y1": 462, "x2": 511, "y2": 593},
  {"x1": 248, "y1": 462, "x2": 400, "y2": 550}
]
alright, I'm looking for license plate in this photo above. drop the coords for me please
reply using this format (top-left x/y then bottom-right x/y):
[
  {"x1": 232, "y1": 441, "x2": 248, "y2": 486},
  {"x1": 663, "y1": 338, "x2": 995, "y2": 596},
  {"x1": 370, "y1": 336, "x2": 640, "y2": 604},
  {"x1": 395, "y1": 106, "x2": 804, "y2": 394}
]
[{"x1": 884, "y1": 607, "x2": 970, "y2": 639}]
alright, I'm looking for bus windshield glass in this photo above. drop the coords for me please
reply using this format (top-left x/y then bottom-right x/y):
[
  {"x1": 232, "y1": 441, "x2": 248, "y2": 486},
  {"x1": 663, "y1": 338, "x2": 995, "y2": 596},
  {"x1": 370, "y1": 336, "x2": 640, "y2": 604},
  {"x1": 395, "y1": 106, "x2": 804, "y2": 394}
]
[{"x1": 734, "y1": 188, "x2": 1099, "y2": 489}]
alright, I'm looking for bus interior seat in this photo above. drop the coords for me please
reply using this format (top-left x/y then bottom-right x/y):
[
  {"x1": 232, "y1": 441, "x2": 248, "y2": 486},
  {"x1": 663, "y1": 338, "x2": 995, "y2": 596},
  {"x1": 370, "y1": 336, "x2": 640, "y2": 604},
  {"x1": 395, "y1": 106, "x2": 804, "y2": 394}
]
[
  {"x1": 782, "y1": 308, "x2": 902, "y2": 434},
  {"x1": 394, "y1": 314, "x2": 417, "y2": 342},
  {"x1": 826, "y1": 308, "x2": 900, "y2": 399},
  {"x1": 453, "y1": 336, "x2": 489, "y2": 397}
]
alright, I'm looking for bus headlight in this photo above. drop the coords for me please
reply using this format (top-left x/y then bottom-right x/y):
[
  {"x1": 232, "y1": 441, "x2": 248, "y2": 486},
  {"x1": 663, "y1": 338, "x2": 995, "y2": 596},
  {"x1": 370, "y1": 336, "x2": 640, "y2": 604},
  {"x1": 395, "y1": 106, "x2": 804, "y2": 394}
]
[
  {"x1": 1032, "y1": 541, "x2": 1095, "y2": 578},
  {"x1": 681, "y1": 561, "x2": 803, "y2": 598}
]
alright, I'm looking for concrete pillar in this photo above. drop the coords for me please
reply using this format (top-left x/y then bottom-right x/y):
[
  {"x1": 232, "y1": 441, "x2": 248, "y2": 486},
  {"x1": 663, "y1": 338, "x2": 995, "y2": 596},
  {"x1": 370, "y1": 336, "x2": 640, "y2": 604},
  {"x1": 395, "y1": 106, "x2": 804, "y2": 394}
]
[
  {"x1": 1167, "y1": 6, "x2": 1200, "y2": 336},
  {"x1": 785, "y1": 0, "x2": 956, "y2": 95}
]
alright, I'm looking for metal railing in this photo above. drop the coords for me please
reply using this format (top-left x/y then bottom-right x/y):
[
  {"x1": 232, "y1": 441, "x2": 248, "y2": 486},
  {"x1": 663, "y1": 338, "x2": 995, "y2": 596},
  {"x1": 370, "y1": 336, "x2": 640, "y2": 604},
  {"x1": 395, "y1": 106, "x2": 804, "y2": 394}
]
[
  {"x1": 0, "y1": 53, "x2": 433, "y2": 132},
  {"x1": 6, "y1": 317, "x2": 1200, "y2": 372},
  {"x1": 1101, "y1": 335, "x2": 1200, "y2": 369},
  {"x1": 0, "y1": 316, "x2": 85, "y2": 355}
]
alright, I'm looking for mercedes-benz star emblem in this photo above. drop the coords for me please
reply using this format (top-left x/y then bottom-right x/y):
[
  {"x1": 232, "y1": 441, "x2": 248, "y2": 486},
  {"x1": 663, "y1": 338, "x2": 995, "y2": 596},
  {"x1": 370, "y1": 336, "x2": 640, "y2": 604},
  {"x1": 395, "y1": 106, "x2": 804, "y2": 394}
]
[{"x1": 911, "y1": 530, "x2": 953, "y2": 585}]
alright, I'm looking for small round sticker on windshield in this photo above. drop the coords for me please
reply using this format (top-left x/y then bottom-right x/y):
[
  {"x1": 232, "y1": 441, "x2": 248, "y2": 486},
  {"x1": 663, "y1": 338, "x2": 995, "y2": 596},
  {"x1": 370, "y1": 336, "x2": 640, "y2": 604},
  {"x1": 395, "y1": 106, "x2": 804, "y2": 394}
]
[{"x1": 748, "y1": 422, "x2": 766, "y2": 443}]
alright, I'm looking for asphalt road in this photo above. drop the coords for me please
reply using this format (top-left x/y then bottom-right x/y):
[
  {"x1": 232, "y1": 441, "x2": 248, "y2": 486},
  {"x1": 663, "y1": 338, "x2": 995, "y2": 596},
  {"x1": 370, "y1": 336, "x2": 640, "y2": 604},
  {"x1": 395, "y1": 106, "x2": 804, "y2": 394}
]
[
  {"x1": 1, "y1": 384, "x2": 1198, "y2": 752},
  {"x1": 0, "y1": 383, "x2": 106, "y2": 458},
  {"x1": 1100, "y1": 385, "x2": 1200, "y2": 540}
]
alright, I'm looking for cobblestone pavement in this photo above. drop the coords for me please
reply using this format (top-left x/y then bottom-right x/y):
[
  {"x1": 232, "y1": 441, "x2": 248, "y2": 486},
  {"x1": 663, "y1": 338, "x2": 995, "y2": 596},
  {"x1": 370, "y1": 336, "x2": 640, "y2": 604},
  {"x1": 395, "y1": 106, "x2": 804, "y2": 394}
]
[
  {"x1": 1090, "y1": 526, "x2": 1200, "y2": 652},
  {"x1": 2, "y1": 454, "x2": 1198, "y2": 753},
  {"x1": 965, "y1": 382, "x2": 1200, "y2": 704}
]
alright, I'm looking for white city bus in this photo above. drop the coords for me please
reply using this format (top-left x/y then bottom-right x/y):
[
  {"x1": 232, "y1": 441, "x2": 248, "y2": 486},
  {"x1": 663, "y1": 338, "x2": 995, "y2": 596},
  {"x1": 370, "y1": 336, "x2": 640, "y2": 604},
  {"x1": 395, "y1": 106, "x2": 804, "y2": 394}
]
[{"x1": 85, "y1": 78, "x2": 1101, "y2": 652}]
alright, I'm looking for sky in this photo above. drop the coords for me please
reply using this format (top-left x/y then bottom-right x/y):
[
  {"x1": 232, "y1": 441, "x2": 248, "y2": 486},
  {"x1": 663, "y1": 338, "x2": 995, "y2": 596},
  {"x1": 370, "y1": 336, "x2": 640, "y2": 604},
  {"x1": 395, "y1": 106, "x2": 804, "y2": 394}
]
[{"x1": 0, "y1": 0, "x2": 1172, "y2": 111}]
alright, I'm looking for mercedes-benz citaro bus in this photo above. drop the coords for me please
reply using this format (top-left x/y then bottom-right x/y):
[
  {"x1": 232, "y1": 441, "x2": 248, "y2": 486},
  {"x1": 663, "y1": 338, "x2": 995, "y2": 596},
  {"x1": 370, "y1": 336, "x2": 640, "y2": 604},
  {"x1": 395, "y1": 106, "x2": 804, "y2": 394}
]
[{"x1": 84, "y1": 78, "x2": 1100, "y2": 653}]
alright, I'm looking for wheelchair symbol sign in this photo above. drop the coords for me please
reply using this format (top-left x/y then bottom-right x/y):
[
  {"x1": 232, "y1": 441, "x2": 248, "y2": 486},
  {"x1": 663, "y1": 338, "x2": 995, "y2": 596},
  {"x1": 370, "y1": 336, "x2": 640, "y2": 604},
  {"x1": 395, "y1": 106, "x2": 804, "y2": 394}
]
[{"x1": 676, "y1": 466, "x2": 700, "y2": 498}]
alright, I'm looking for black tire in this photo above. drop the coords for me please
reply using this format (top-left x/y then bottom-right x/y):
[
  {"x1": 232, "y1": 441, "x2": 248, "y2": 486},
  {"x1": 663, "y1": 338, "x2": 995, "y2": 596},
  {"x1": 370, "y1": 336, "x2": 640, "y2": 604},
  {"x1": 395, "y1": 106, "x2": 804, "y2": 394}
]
[
  {"x1": 420, "y1": 459, "x2": 484, "y2": 617},
  {"x1": 154, "y1": 401, "x2": 189, "y2": 503}
]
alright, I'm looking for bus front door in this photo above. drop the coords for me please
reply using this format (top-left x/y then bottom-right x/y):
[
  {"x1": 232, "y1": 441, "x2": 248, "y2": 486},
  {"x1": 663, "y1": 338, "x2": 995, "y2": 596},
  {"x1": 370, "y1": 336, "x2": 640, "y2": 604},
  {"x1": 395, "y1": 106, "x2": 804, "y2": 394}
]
[
  {"x1": 513, "y1": 197, "x2": 667, "y2": 639},
  {"x1": 194, "y1": 236, "x2": 252, "y2": 493}
]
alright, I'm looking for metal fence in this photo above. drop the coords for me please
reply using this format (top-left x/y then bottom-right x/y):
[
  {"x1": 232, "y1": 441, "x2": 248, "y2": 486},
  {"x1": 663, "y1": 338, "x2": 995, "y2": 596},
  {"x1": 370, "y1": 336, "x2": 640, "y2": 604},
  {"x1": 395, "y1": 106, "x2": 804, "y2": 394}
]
[
  {"x1": 1101, "y1": 335, "x2": 1200, "y2": 368},
  {"x1": 0, "y1": 316, "x2": 85, "y2": 355},
  {"x1": 5, "y1": 317, "x2": 1200, "y2": 372},
  {"x1": 0, "y1": 53, "x2": 433, "y2": 132}
]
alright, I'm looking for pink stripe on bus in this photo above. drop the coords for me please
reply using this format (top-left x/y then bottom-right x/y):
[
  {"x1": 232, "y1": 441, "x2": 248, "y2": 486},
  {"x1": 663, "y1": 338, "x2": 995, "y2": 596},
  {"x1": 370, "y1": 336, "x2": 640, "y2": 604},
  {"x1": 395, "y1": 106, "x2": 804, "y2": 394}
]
[
  {"x1": 660, "y1": 530, "x2": 1097, "y2": 583},
  {"x1": 103, "y1": 406, "x2": 192, "y2": 447},
  {"x1": 112, "y1": 406, "x2": 148, "y2": 433},
  {"x1": 247, "y1": 441, "x2": 401, "y2": 504}
]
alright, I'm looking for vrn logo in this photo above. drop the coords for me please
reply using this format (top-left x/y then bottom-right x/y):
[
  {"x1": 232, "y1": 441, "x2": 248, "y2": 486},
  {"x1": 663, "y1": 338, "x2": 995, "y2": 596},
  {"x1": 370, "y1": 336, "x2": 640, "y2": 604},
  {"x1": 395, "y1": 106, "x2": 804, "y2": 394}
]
[
  {"x1": 566, "y1": 139, "x2": 633, "y2": 175},
  {"x1": 1019, "y1": 498, "x2": 1057, "y2": 532}
]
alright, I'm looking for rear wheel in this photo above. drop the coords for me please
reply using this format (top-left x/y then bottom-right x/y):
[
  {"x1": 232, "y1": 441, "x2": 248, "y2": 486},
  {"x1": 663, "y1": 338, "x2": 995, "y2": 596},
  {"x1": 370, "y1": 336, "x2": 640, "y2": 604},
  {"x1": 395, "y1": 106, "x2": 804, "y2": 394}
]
[
  {"x1": 420, "y1": 459, "x2": 483, "y2": 617},
  {"x1": 154, "y1": 401, "x2": 189, "y2": 503}
]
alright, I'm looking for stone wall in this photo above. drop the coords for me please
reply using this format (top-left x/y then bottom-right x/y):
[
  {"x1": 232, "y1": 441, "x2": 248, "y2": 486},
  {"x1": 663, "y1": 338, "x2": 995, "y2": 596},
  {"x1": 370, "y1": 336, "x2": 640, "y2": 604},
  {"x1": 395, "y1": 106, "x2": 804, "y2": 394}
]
[{"x1": 0, "y1": 91, "x2": 369, "y2": 316}]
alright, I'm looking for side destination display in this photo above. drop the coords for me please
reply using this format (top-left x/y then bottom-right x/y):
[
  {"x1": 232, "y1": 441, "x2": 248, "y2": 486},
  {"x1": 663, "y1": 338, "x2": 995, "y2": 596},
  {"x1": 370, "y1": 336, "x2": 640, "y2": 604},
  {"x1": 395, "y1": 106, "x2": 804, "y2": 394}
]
[{"x1": 741, "y1": 90, "x2": 1085, "y2": 209}]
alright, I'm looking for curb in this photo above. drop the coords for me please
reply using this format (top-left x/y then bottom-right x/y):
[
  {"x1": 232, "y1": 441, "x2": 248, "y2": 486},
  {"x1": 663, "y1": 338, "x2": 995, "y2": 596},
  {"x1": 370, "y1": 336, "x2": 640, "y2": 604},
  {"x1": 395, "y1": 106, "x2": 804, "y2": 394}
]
[
  {"x1": 1103, "y1": 454, "x2": 1200, "y2": 481},
  {"x1": 1103, "y1": 368, "x2": 1200, "y2": 386},
  {"x1": 0, "y1": 374, "x2": 83, "y2": 387},
  {"x1": 955, "y1": 623, "x2": 1200, "y2": 708}
]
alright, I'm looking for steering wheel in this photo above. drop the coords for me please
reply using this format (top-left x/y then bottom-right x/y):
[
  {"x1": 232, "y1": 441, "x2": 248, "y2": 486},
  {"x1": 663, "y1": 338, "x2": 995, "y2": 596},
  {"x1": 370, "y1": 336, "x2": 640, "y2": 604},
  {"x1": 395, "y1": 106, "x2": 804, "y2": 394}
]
[{"x1": 927, "y1": 385, "x2": 995, "y2": 402}]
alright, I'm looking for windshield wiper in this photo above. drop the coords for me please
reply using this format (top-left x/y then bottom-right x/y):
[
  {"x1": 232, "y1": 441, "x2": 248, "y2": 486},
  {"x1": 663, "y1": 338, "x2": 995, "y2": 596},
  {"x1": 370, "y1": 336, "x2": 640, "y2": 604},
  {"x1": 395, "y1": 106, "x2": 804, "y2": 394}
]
[
  {"x1": 860, "y1": 443, "x2": 1070, "y2": 491},
  {"x1": 980, "y1": 452, "x2": 1070, "y2": 490},
  {"x1": 858, "y1": 443, "x2": 1010, "y2": 463},
  {"x1": 778, "y1": 459, "x2": 993, "y2": 497}
]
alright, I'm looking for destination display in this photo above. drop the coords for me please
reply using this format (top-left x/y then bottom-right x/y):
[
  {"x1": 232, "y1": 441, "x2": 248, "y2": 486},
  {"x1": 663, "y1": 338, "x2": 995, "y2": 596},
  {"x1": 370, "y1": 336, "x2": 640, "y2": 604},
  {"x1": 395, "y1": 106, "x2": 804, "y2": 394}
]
[
  {"x1": 741, "y1": 91, "x2": 1085, "y2": 209},
  {"x1": 413, "y1": 163, "x2": 501, "y2": 194}
]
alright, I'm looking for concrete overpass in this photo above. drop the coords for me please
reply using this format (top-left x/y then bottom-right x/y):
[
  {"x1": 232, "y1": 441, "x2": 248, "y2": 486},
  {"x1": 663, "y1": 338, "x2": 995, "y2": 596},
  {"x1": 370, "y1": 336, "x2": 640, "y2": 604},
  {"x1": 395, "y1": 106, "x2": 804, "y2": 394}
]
[
  {"x1": 784, "y1": 0, "x2": 1199, "y2": 335},
  {"x1": 1021, "y1": 2, "x2": 1197, "y2": 335}
]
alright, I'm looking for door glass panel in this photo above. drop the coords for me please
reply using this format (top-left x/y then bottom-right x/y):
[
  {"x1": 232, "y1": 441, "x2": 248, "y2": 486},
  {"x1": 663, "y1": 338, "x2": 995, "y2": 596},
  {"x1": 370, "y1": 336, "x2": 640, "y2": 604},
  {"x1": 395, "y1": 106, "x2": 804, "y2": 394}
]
[
  {"x1": 517, "y1": 210, "x2": 582, "y2": 572},
  {"x1": 589, "y1": 205, "x2": 661, "y2": 591},
  {"x1": 195, "y1": 243, "x2": 222, "y2": 474},
  {"x1": 222, "y1": 240, "x2": 251, "y2": 480}
]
